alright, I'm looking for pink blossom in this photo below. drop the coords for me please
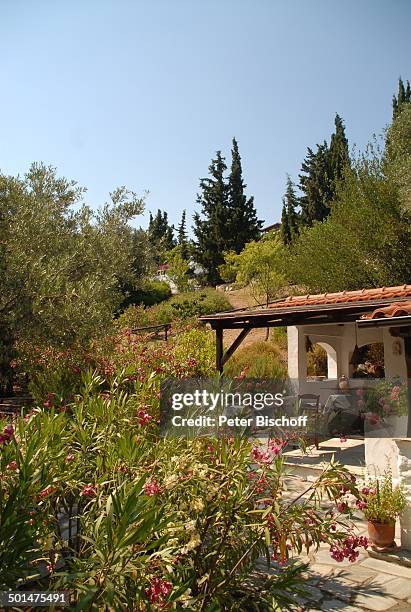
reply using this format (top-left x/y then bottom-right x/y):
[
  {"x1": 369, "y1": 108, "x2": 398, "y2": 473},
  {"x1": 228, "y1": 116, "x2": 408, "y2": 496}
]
[
  {"x1": 66, "y1": 453, "x2": 75, "y2": 463},
  {"x1": 144, "y1": 479, "x2": 160, "y2": 496},
  {"x1": 251, "y1": 446, "x2": 272, "y2": 464},
  {"x1": 81, "y1": 484, "x2": 97, "y2": 498},
  {"x1": 356, "y1": 499, "x2": 367, "y2": 510},
  {"x1": 146, "y1": 577, "x2": 172, "y2": 604},
  {"x1": 4, "y1": 424, "x2": 14, "y2": 439},
  {"x1": 137, "y1": 409, "x2": 152, "y2": 427},
  {"x1": 7, "y1": 461, "x2": 18, "y2": 470},
  {"x1": 38, "y1": 486, "x2": 56, "y2": 499},
  {"x1": 337, "y1": 501, "x2": 347, "y2": 513},
  {"x1": 361, "y1": 486, "x2": 370, "y2": 495}
]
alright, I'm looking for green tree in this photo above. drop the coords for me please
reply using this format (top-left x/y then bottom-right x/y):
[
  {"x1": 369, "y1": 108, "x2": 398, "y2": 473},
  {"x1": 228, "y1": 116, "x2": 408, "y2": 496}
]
[
  {"x1": 384, "y1": 104, "x2": 411, "y2": 212},
  {"x1": 393, "y1": 77, "x2": 411, "y2": 119},
  {"x1": 287, "y1": 159, "x2": 411, "y2": 292},
  {"x1": 299, "y1": 143, "x2": 333, "y2": 225},
  {"x1": 280, "y1": 201, "x2": 291, "y2": 245},
  {"x1": 220, "y1": 235, "x2": 286, "y2": 338},
  {"x1": 226, "y1": 138, "x2": 262, "y2": 252},
  {"x1": 193, "y1": 151, "x2": 229, "y2": 285},
  {"x1": 0, "y1": 164, "x2": 146, "y2": 388},
  {"x1": 329, "y1": 114, "x2": 350, "y2": 186},
  {"x1": 165, "y1": 245, "x2": 190, "y2": 292},
  {"x1": 148, "y1": 210, "x2": 175, "y2": 255},
  {"x1": 283, "y1": 176, "x2": 299, "y2": 243},
  {"x1": 177, "y1": 209, "x2": 189, "y2": 260},
  {"x1": 299, "y1": 115, "x2": 349, "y2": 227}
]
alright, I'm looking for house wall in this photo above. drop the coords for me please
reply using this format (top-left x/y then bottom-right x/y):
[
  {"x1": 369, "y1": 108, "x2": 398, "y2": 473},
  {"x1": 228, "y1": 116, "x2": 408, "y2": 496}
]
[{"x1": 287, "y1": 322, "x2": 408, "y2": 477}]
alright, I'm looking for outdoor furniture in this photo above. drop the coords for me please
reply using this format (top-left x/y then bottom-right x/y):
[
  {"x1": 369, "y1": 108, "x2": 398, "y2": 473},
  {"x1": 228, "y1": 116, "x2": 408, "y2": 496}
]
[
  {"x1": 131, "y1": 323, "x2": 171, "y2": 341},
  {"x1": 298, "y1": 393, "x2": 320, "y2": 449},
  {"x1": 323, "y1": 393, "x2": 364, "y2": 436}
]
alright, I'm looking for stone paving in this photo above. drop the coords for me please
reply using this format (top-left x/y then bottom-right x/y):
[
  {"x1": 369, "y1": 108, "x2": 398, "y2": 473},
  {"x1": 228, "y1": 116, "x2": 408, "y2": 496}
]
[{"x1": 273, "y1": 471, "x2": 411, "y2": 611}]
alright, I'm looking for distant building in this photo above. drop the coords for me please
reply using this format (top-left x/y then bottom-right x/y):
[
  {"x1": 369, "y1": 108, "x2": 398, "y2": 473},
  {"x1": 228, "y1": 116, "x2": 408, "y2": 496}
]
[{"x1": 261, "y1": 222, "x2": 281, "y2": 234}]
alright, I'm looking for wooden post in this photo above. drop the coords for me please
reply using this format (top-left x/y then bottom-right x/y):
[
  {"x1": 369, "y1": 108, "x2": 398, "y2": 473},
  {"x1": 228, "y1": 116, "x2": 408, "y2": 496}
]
[{"x1": 216, "y1": 327, "x2": 224, "y2": 374}]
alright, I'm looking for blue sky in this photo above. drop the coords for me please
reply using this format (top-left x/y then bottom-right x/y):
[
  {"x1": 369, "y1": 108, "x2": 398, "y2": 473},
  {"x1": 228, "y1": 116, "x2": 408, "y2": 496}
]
[{"x1": 1, "y1": 0, "x2": 410, "y2": 233}]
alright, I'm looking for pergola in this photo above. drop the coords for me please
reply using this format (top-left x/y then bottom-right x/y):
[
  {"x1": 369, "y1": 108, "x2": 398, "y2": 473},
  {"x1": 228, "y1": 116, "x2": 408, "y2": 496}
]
[{"x1": 199, "y1": 295, "x2": 411, "y2": 374}]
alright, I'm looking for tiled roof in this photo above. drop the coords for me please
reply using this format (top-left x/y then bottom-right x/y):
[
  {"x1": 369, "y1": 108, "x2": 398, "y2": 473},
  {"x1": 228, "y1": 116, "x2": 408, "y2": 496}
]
[
  {"x1": 268, "y1": 285, "x2": 411, "y2": 311},
  {"x1": 361, "y1": 300, "x2": 411, "y2": 320}
]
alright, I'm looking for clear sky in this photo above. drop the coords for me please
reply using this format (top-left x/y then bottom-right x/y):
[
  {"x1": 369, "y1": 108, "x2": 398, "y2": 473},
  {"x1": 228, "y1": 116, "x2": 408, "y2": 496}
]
[{"x1": 1, "y1": 0, "x2": 410, "y2": 232}]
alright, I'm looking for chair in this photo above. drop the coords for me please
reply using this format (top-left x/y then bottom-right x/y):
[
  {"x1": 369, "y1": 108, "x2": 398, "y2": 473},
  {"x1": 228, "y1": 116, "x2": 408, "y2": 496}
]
[{"x1": 298, "y1": 394, "x2": 320, "y2": 449}]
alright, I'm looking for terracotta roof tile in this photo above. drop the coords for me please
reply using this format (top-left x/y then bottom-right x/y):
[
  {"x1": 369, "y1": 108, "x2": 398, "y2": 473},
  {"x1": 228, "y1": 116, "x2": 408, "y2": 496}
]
[
  {"x1": 268, "y1": 285, "x2": 411, "y2": 311},
  {"x1": 361, "y1": 300, "x2": 411, "y2": 320}
]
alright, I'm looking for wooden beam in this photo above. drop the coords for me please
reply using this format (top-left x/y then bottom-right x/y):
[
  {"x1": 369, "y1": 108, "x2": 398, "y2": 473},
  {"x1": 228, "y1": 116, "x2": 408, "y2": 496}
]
[
  {"x1": 216, "y1": 327, "x2": 224, "y2": 374},
  {"x1": 222, "y1": 326, "x2": 252, "y2": 366}
]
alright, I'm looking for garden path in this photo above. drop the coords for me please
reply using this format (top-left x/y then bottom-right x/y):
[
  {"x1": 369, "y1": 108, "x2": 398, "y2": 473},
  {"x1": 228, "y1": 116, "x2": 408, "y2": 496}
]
[{"x1": 261, "y1": 473, "x2": 411, "y2": 611}]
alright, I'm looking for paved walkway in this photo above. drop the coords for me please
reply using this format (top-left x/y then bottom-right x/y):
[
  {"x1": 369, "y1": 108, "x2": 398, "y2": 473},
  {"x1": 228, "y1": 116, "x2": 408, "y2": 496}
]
[{"x1": 271, "y1": 472, "x2": 411, "y2": 610}]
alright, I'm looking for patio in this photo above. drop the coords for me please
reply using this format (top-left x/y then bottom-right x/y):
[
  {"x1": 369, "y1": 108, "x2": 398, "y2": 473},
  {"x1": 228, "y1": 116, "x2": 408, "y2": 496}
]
[{"x1": 199, "y1": 284, "x2": 411, "y2": 553}]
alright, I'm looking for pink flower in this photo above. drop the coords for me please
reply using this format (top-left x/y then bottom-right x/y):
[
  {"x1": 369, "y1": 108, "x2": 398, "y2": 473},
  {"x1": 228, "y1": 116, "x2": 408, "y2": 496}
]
[
  {"x1": 81, "y1": 484, "x2": 97, "y2": 498},
  {"x1": 251, "y1": 446, "x2": 272, "y2": 465},
  {"x1": 337, "y1": 502, "x2": 347, "y2": 513},
  {"x1": 4, "y1": 424, "x2": 14, "y2": 439},
  {"x1": 361, "y1": 486, "x2": 370, "y2": 495},
  {"x1": 356, "y1": 499, "x2": 367, "y2": 510},
  {"x1": 144, "y1": 479, "x2": 160, "y2": 496},
  {"x1": 66, "y1": 453, "x2": 75, "y2": 463},
  {"x1": 38, "y1": 486, "x2": 56, "y2": 499},
  {"x1": 390, "y1": 386, "x2": 401, "y2": 401},
  {"x1": 7, "y1": 461, "x2": 18, "y2": 470},
  {"x1": 137, "y1": 409, "x2": 152, "y2": 427},
  {"x1": 146, "y1": 577, "x2": 172, "y2": 604},
  {"x1": 368, "y1": 487, "x2": 376, "y2": 495}
]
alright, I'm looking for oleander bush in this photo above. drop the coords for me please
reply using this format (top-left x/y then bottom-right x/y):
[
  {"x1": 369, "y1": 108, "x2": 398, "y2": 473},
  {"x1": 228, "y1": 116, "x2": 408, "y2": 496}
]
[{"x1": 2, "y1": 327, "x2": 369, "y2": 609}]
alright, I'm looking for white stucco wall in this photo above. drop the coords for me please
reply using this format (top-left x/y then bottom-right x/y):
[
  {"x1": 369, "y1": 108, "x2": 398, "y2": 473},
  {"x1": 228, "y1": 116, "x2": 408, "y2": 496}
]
[{"x1": 287, "y1": 322, "x2": 408, "y2": 477}]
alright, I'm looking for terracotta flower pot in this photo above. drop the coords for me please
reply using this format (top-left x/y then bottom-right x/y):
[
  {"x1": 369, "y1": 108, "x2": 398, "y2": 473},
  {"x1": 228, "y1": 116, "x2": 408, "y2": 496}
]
[{"x1": 367, "y1": 521, "x2": 395, "y2": 549}]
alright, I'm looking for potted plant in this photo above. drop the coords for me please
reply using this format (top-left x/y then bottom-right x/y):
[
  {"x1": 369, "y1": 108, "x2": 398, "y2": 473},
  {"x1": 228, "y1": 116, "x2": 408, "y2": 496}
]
[{"x1": 357, "y1": 472, "x2": 406, "y2": 550}]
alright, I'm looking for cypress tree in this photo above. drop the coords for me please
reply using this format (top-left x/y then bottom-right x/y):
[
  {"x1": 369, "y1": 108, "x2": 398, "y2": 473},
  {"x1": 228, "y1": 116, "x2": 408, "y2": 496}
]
[
  {"x1": 393, "y1": 77, "x2": 411, "y2": 119},
  {"x1": 177, "y1": 210, "x2": 189, "y2": 260},
  {"x1": 280, "y1": 201, "x2": 291, "y2": 245},
  {"x1": 148, "y1": 209, "x2": 175, "y2": 253},
  {"x1": 284, "y1": 175, "x2": 299, "y2": 241},
  {"x1": 299, "y1": 143, "x2": 333, "y2": 226},
  {"x1": 299, "y1": 115, "x2": 349, "y2": 227},
  {"x1": 193, "y1": 151, "x2": 229, "y2": 285},
  {"x1": 329, "y1": 114, "x2": 350, "y2": 185},
  {"x1": 226, "y1": 138, "x2": 262, "y2": 253}
]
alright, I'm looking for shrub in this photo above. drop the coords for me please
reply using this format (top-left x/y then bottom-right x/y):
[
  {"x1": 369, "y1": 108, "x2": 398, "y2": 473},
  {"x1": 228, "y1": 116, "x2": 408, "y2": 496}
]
[
  {"x1": 224, "y1": 341, "x2": 288, "y2": 379},
  {"x1": 117, "y1": 288, "x2": 232, "y2": 329},
  {"x1": 0, "y1": 376, "x2": 368, "y2": 607},
  {"x1": 123, "y1": 280, "x2": 172, "y2": 308},
  {"x1": 354, "y1": 472, "x2": 406, "y2": 524}
]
